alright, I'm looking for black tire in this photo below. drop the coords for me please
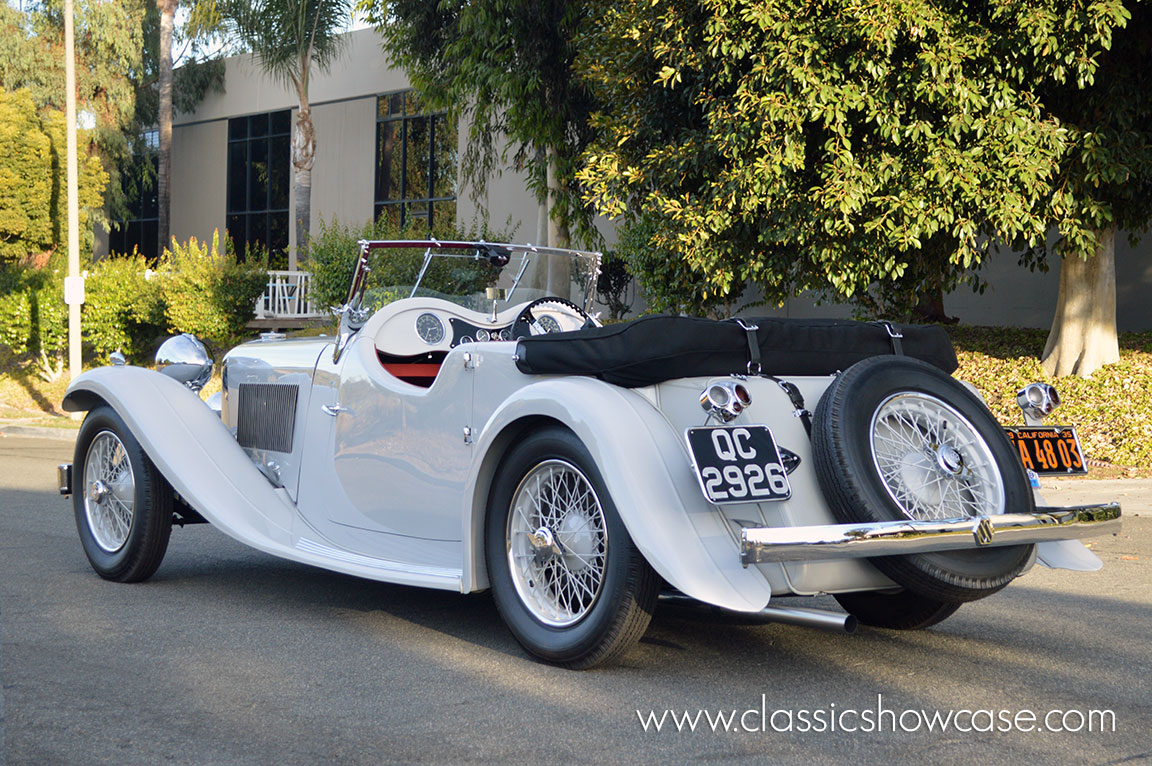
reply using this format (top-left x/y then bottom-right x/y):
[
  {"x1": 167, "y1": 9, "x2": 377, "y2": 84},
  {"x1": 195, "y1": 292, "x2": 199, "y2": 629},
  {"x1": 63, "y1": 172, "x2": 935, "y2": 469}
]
[
  {"x1": 812, "y1": 356, "x2": 1034, "y2": 602},
  {"x1": 834, "y1": 590, "x2": 962, "y2": 630},
  {"x1": 485, "y1": 426, "x2": 659, "y2": 668},
  {"x1": 73, "y1": 405, "x2": 173, "y2": 583}
]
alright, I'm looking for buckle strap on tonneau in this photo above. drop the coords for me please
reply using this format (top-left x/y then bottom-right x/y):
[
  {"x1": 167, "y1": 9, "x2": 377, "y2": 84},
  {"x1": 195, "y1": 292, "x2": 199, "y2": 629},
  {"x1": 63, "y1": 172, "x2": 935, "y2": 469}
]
[
  {"x1": 765, "y1": 375, "x2": 813, "y2": 437},
  {"x1": 876, "y1": 321, "x2": 904, "y2": 355},
  {"x1": 733, "y1": 318, "x2": 761, "y2": 375}
]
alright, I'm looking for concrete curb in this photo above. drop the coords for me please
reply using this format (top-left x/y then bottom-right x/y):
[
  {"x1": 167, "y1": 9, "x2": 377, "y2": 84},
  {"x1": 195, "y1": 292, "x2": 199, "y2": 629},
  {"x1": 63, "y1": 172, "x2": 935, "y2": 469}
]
[{"x1": 0, "y1": 424, "x2": 79, "y2": 442}]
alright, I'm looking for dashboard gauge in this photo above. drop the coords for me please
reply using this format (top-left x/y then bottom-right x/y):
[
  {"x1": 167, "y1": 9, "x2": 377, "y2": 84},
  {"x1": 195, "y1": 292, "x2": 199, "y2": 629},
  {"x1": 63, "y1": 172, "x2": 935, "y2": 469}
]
[
  {"x1": 476, "y1": 328, "x2": 490, "y2": 342},
  {"x1": 499, "y1": 327, "x2": 513, "y2": 341},
  {"x1": 537, "y1": 315, "x2": 562, "y2": 334},
  {"x1": 460, "y1": 335, "x2": 474, "y2": 343},
  {"x1": 415, "y1": 313, "x2": 445, "y2": 345}
]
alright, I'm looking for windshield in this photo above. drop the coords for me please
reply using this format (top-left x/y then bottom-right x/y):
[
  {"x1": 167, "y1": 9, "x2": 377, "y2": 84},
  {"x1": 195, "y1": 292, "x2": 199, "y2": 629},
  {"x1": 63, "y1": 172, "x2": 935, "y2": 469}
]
[{"x1": 345, "y1": 240, "x2": 602, "y2": 317}]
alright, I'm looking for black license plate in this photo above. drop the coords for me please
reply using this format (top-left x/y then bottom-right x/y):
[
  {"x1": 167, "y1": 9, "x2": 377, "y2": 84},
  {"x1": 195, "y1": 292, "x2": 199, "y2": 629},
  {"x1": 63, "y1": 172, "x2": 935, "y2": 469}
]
[
  {"x1": 1003, "y1": 426, "x2": 1087, "y2": 475},
  {"x1": 686, "y1": 425, "x2": 791, "y2": 504}
]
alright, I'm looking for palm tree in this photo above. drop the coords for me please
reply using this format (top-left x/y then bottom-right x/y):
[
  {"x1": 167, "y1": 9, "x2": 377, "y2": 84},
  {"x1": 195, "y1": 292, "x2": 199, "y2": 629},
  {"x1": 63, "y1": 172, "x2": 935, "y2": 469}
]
[{"x1": 223, "y1": 0, "x2": 352, "y2": 265}]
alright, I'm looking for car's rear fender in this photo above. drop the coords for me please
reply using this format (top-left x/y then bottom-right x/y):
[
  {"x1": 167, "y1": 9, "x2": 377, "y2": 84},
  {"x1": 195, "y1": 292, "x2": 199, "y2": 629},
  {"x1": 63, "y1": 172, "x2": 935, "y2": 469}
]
[{"x1": 463, "y1": 377, "x2": 774, "y2": 612}]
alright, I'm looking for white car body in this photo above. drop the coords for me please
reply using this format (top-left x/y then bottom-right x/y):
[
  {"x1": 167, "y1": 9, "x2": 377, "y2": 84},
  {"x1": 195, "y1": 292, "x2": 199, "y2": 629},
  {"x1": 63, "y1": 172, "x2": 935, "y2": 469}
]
[{"x1": 59, "y1": 241, "x2": 1121, "y2": 667}]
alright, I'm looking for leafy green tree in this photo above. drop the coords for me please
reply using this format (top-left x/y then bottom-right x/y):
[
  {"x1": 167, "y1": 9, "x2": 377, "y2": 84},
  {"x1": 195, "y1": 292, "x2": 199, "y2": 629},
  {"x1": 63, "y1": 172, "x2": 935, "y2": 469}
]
[
  {"x1": 1030, "y1": 5, "x2": 1152, "y2": 376},
  {"x1": 576, "y1": 0, "x2": 1131, "y2": 324},
  {"x1": 0, "y1": 88, "x2": 107, "y2": 262},
  {"x1": 1, "y1": 0, "x2": 145, "y2": 229},
  {"x1": 360, "y1": 0, "x2": 598, "y2": 250},
  {"x1": 219, "y1": 0, "x2": 353, "y2": 261},
  {"x1": 0, "y1": 88, "x2": 54, "y2": 261}
]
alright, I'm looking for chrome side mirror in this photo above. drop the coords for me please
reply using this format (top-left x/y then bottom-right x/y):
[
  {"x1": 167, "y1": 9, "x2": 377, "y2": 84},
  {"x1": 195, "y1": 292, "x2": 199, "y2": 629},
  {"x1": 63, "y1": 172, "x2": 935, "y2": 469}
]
[
  {"x1": 1016, "y1": 382, "x2": 1060, "y2": 425},
  {"x1": 156, "y1": 334, "x2": 213, "y2": 392}
]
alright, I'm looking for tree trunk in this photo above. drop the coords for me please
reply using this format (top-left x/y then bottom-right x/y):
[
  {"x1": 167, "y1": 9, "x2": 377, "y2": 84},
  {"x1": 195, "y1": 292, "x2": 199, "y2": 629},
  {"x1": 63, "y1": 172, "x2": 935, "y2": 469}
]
[
  {"x1": 156, "y1": 0, "x2": 176, "y2": 258},
  {"x1": 1041, "y1": 226, "x2": 1121, "y2": 377},
  {"x1": 544, "y1": 145, "x2": 571, "y2": 298},
  {"x1": 536, "y1": 198, "x2": 548, "y2": 246},
  {"x1": 291, "y1": 86, "x2": 316, "y2": 269}
]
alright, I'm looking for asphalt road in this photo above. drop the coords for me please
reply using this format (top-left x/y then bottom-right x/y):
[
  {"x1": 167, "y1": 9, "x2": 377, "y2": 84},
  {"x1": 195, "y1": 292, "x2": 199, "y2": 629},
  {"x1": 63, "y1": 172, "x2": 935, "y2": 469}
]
[{"x1": 1, "y1": 435, "x2": 1149, "y2": 766}]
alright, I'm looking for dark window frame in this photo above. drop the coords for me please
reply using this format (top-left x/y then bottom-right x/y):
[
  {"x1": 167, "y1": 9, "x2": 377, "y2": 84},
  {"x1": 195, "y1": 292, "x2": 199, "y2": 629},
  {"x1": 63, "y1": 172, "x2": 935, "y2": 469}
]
[
  {"x1": 109, "y1": 129, "x2": 160, "y2": 262},
  {"x1": 227, "y1": 110, "x2": 291, "y2": 263},
  {"x1": 374, "y1": 90, "x2": 457, "y2": 230}
]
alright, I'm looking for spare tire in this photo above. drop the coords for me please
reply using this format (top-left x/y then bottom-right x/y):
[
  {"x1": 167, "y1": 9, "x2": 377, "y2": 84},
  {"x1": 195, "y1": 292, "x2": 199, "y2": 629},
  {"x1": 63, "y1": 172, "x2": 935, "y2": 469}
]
[{"x1": 812, "y1": 356, "x2": 1033, "y2": 602}]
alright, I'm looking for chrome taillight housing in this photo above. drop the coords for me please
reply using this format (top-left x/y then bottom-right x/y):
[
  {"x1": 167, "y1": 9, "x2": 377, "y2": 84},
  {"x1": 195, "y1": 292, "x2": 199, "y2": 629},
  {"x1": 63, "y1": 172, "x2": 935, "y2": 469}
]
[
  {"x1": 700, "y1": 380, "x2": 752, "y2": 422},
  {"x1": 1016, "y1": 382, "x2": 1060, "y2": 423}
]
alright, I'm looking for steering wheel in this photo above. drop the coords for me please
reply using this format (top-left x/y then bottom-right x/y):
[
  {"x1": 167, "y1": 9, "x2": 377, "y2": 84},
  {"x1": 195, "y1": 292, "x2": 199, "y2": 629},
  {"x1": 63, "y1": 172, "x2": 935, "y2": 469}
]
[{"x1": 511, "y1": 297, "x2": 597, "y2": 339}]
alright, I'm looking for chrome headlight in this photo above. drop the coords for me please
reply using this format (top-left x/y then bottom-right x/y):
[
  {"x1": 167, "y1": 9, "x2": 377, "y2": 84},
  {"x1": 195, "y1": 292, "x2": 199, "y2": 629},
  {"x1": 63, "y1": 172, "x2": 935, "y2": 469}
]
[
  {"x1": 155, "y1": 334, "x2": 213, "y2": 392},
  {"x1": 700, "y1": 380, "x2": 752, "y2": 423},
  {"x1": 1016, "y1": 382, "x2": 1060, "y2": 422}
]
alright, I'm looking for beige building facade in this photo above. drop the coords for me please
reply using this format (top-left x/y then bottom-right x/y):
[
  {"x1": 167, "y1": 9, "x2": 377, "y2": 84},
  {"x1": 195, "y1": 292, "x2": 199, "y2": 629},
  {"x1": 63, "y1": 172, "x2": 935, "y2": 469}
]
[{"x1": 118, "y1": 28, "x2": 1152, "y2": 331}]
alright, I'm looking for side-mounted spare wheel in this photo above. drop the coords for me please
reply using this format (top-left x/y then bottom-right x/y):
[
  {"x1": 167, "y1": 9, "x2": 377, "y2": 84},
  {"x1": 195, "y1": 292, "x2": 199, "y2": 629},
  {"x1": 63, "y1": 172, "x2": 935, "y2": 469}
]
[
  {"x1": 485, "y1": 426, "x2": 660, "y2": 668},
  {"x1": 73, "y1": 405, "x2": 173, "y2": 582},
  {"x1": 812, "y1": 356, "x2": 1034, "y2": 605}
]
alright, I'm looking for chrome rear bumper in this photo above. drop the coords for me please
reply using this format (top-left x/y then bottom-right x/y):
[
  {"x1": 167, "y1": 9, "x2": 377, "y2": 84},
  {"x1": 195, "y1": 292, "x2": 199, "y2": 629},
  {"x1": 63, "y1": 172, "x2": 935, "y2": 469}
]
[{"x1": 740, "y1": 503, "x2": 1121, "y2": 565}]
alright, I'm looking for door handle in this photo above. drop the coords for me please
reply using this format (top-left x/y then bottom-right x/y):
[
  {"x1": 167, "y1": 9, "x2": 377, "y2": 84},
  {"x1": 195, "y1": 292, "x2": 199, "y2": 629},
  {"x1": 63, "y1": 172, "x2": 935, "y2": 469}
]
[{"x1": 321, "y1": 403, "x2": 346, "y2": 417}]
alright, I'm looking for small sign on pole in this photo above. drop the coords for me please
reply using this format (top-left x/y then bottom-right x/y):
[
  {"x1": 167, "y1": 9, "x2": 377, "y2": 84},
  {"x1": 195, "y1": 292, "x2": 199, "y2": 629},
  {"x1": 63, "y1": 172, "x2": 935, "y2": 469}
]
[{"x1": 64, "y1": 275, "x2": 85, "y2": 306}]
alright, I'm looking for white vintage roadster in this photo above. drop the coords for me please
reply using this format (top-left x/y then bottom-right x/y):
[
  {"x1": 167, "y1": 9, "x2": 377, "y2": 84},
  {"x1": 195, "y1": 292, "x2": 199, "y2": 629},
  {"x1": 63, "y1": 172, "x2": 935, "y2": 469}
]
[{"x1": 59, "y1": 241, "x2": 1121, "y2": 668}]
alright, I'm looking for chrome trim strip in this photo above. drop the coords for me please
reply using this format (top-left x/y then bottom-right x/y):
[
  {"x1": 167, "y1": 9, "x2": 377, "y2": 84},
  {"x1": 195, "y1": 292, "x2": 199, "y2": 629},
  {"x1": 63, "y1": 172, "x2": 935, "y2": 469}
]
[
  {"x1": 295, "y1": 537, "x2": 462, "y2": 581},
  {"x1": 740, "y1": 503, "x2": 1121, "y2": 565}
]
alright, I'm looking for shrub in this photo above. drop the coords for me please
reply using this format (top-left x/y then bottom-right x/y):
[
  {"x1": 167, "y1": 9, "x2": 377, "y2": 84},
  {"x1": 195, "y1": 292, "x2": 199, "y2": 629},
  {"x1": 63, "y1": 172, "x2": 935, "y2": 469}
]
[
  {"x1": 157, "y1": 230, "x2": 268, "y2": 355},
  {"x1": 82, "y1": 251, "x2": 165, "y2": 363},
  {"x1": 305, "y1": 214, "x2": 509, "y2": 316},
  {"x1": 0, "y1": 252, "x2": 69, "y2": 379}
]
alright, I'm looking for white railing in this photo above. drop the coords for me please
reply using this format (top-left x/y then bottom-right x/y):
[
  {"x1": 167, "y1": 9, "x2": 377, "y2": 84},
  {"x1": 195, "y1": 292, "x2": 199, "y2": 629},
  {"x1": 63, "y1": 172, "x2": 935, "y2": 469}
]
[{"x1": 255, "y1": 270, "x2": 324, "y2": 319}]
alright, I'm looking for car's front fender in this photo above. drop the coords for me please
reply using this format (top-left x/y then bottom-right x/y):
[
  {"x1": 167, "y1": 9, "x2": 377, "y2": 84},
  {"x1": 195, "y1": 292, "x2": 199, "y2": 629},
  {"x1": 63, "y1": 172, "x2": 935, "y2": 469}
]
[
  {"x1": 63, "y1": 366, "x2": 298, "y2": 550},
  {"x1": 464, "y1": 376, "x2": 773, "y2": 612}
]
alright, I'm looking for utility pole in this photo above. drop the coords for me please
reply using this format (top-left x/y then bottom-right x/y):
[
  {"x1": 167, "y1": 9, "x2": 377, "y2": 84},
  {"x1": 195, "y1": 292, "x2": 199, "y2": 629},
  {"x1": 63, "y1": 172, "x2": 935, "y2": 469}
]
[{"x1": 63, "y1": 0, "x2": 83, "y2": 381}]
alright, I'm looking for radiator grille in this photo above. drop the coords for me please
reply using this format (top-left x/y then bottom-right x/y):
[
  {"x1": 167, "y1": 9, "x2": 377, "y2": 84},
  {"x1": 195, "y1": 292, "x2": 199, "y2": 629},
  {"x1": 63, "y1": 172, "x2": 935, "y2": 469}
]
[{"x1": 236, "y1": 383, "x2": 298, "y2": 453}]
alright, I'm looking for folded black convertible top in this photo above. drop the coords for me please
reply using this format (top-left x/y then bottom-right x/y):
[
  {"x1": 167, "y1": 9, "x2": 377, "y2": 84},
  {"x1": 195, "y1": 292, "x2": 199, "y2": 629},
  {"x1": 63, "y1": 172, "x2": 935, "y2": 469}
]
[{"x1": 514, "y1": 315, "x2": 957, "y2": 388}]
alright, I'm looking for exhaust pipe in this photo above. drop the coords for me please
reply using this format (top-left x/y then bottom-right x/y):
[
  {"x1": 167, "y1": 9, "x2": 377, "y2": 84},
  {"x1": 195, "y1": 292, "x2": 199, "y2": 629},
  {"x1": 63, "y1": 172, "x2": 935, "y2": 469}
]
[
  {"x1": 658, "y1": 593, "x2": 857, "y2": 634},
  {"x1": 757, "y1": 604, "x2": 857, "y2": 634}
]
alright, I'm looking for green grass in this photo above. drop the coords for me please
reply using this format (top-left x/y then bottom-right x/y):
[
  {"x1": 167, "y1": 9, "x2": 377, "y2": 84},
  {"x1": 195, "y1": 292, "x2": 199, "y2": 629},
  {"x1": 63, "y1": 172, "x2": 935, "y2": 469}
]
[{"x1": 3, "y1": 325, "x2": 1149, "y2": 473}]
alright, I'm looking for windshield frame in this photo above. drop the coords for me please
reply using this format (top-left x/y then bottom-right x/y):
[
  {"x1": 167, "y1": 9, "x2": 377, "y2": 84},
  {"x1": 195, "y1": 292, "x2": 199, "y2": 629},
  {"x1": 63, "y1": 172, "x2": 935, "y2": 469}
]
[{"x1": 331, "y1": 239, "x2": 602, "y2": 362}]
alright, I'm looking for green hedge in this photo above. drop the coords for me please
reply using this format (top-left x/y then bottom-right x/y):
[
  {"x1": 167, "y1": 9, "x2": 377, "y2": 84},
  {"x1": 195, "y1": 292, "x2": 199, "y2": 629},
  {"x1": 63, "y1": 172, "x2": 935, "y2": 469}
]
[{"x1": 0, "y1": 230, "x2": 267, "y2": 367}]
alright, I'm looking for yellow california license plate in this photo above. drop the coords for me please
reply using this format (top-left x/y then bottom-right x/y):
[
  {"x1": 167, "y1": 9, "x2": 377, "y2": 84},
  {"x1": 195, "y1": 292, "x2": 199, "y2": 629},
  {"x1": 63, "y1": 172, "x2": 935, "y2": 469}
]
[{"x1": 1003, "y1": 426, "x2": 1087, "y2": 475}]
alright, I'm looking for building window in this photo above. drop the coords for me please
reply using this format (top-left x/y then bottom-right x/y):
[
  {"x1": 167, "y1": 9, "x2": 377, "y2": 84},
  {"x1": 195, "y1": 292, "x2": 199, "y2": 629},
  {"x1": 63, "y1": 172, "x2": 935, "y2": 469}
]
[
  {"x1": 109, "y1": 130, "x2": 159, "y2": 261},
  {"x1": 375, "y1": 91, "x2": 457, "y2": 229},
  {"x1": 227, "y1": 110, "x2": 290, "y2": 262}
]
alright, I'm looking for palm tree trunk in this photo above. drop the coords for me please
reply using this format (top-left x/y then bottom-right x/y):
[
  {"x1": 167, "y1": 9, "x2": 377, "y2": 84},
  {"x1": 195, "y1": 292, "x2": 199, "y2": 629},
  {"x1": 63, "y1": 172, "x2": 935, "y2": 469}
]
[
  {"x1": 291, "y1": 77, "x2": 315, "y2": 269},
  {"x1": 1041, "y1": 226, "x2": 1121, "y2": 377},
  {"x1": 156, "y1": 0, "x2": 177, "y2": 258}
]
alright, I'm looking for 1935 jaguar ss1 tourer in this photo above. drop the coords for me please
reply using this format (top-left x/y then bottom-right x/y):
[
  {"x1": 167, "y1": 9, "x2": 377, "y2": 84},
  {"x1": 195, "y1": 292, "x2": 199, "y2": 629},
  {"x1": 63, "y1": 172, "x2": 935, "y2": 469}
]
[{"x1": 58, "y1": 241, "x2": 1121, "y2": 668}]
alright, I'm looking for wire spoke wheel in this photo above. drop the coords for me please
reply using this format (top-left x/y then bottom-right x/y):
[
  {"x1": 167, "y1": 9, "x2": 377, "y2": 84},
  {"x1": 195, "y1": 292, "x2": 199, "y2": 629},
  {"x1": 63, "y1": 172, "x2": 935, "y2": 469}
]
[
  {"x1": 73, "y1": 405, "x2": 173, "y2": 583},
  {"x1": 83, "y1": 431, "x2": 136, "y2": 553},
  {"x1": 869, "y1": 393, "x2": 1005, "y2": 522},
  {"x1": 486, "y1": 426, "x2": 658, "y2": 668},
  {"x1": 812, "y1": 356, "x2": 1034, "y2": 603},
  {"x1": 506, "y1": 460, "x2": 607, "y2": 627}
]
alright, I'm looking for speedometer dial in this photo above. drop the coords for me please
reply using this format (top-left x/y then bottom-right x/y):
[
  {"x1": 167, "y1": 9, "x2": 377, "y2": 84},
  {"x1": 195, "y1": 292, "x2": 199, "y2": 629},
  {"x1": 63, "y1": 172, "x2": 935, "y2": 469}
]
[
  {"x1": 415, "y1": 313, "x2": 445, "y2": 345},
  {"x1": 537, "y1": 315, "x2": 562, "y2": 334}
]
